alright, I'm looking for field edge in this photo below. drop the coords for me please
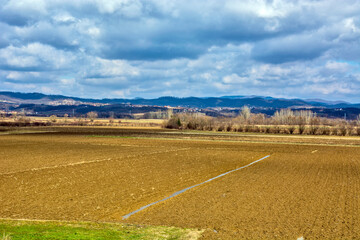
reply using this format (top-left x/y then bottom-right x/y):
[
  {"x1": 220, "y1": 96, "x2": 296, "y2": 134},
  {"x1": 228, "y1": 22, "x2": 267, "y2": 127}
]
[{"x1": 0, "y1": 218, "x2": 204, "y2": 240}]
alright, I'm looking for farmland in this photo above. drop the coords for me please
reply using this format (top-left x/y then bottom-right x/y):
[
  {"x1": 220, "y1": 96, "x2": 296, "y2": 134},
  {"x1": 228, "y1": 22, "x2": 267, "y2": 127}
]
[{"x1": 1, "y1": 126, "x2": 360, "y2": 239}]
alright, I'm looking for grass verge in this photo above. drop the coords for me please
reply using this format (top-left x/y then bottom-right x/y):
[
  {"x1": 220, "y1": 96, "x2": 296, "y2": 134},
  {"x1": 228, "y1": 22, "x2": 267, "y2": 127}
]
[{"x1": 0, "y1": 219, "x2": 202, "y2": 240}]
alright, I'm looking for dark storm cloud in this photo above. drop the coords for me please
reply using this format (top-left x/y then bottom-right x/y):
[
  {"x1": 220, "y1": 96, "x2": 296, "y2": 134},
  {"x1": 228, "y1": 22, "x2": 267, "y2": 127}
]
[
  {"x1": 93, "y1": 1, "x2": 323, "y2": 60},
  {"x1": 101, "y1": 42, "x2": 205, "y2": 60},
  {"x1": 251, "y1": 34, "x2": 331, "y2": 63}
]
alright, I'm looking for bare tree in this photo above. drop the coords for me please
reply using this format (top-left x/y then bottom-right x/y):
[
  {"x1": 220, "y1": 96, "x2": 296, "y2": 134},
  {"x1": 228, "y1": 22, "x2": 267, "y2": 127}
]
[
  {"x1": 240, "y1": 106, "x2": 251, "y2": 123},
  {"x1": 309, "y1": 117, "x2": 320, "y2": 135},
  {"x1": 11, "y1": 112, "x2": 17, "y2": 119},
  {"x1": 49, "y1": 115, "x2": 57, "y2": 123},
  {"x1": 107, "y1": 112, "x2": 114, "y2": 124},
  {"x1": 273, "y1": 109, "x2": 294, "y2": 125},
  {"x1": 63, "y1": 114, "x2": 68, "y2": 123},
  {"x1": 167, "y1": 108, "x2": 173, "y2": 119},
  {"x1": 87, "y1": 111, "x2": 98, "y2": 122}
]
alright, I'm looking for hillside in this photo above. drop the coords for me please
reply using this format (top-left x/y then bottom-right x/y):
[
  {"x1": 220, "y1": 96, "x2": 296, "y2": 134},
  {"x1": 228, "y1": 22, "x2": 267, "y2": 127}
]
[{"x1": 1, "y1": 91, "x2": 359, "y2": 108}]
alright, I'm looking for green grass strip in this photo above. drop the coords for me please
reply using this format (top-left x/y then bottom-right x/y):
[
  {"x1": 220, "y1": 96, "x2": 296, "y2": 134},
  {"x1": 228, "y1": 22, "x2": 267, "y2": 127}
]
[{"x1": 0, "y1": 219, "x2": 201, "y2": 240}]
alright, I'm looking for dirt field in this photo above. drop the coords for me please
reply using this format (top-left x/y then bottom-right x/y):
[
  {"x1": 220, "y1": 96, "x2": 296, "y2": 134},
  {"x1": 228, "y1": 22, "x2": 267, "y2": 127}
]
[
  {"x1": 1, "y1": 127, "x2": 360, "y2": 239},
  {"x1": 0, "y1": 116, "x2": 165, "y2": 128}
]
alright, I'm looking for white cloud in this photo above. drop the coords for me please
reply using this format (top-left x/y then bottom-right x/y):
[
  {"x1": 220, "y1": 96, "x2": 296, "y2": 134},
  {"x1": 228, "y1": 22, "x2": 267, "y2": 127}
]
[
  {"x1": 0, "y1": 0, "x2": 360, "y2": 101},
  {"x1": 53, "y1": 12, "x2": 76, "y2": 23},
  {"x1": 311, "y1": 83, "x2": 356, "y2": 95},
  {"x1": 0, "y1": 43, "x2": 75, "y2": 70},
  {"x1": 222, "y1": 74, "x2": 248, "y2": 84},
  {"x1": 6, "y1": 71, "x2": 40, "y2": 81},
  {"x1": 325, "y1": 61, "x2": 350, "y2": 72},
  {"x1": 112, "y1": 89, "x2": 130, "y2": 98},
  {"x1": 3, "y1": 0, "x2": 47, "y2": 15},
  {"x1": 40, "y1": 86, "x2": 59, "y2": 94},
  {"x1": 224, "y1": 0, "x2": 293, "y2": 18},
  {"x1": 95, "y1": 0, "x2": 143, "y2": 17},
  {"x1": 93, "y1": 58, "x2": 139, "y2": 77},
  {"x1": 60, "y1": 78, "x2": 76, "y2": 86}
]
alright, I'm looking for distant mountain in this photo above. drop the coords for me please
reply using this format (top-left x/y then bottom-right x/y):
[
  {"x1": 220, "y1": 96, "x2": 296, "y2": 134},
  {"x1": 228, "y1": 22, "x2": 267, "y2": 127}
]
[
  {"x1": 305, "y1": 99, "x2": 350, "y2": 105},
  {"x1": 0, "y1": 91, "x2": 359, "y2": 109},
  {"x1": 0, "y1": 91, "x2": 102, "y2": 105},
  {"x1": 118, "y1": 96, "x2": 310, "y2": 108}
]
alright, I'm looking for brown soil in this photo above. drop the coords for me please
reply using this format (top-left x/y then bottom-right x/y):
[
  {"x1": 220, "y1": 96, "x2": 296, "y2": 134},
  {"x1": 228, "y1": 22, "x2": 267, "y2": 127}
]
[
  {"x1": 0, "y1": 129, "x2": 265, "y2": 222},
  {"x1": 1, "y1": 127, "x2": 360, "y2": 239},
  {"x1": 128, "y1": 145, "x2": 360, "y2": 239}
]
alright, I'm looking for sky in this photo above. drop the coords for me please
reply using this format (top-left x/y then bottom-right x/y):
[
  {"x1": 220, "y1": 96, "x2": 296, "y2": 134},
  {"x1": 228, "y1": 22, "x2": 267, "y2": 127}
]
[{"x1": 0, "y1": 0, "x2": 360, "y2": 102}]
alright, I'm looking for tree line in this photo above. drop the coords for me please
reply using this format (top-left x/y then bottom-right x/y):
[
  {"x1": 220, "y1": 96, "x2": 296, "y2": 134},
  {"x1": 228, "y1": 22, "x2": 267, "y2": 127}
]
[{"x1": 164, "y1": 106, "x2": 360, "y2": 136}]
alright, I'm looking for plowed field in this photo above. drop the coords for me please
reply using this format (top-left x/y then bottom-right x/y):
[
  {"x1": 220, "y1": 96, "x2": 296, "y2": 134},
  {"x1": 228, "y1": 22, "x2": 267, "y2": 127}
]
[{"x1": 1, "y1": 127, "x2": 360, "y2": 239}]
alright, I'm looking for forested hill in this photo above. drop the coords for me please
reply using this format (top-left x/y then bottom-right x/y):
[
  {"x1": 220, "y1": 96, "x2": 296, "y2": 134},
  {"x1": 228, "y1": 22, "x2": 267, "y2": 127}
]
[{"x1": 1, "y1": 91, "x2": 359, "y2": 109}]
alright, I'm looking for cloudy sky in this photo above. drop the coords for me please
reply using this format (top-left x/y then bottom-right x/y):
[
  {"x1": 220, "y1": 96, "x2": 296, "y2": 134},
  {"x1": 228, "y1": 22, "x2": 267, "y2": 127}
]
[{"x1": 0, "y1": 0, "x2": 360, "y2": 101}]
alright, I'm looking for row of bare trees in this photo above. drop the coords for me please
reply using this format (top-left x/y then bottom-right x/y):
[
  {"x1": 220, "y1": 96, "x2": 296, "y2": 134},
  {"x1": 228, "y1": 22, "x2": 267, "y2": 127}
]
[{"x1": 164, "y1": 107, "x2": 360, "y2": 136}]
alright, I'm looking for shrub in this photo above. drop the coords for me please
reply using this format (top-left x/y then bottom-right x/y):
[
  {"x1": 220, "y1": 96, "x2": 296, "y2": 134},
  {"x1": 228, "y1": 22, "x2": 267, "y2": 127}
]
[
  {"x1": 319, "y1": 127, "x2": 331, "y2": 135},
  {"x1": 272, "y1": 126, "x2": 281, "y2": 134},
  {"x1": 165, "y1": 116, "x2": 181, "y2": 129},
  {"x1": 186, "y1": 121, "x2": 196, "y2": 130},
  {"x1": 226, "y1": 125, "x2": 232, "y2": 132},
  {"x1": 33, "y1": 121, "x2": 50, "y2": 126},
  {"x1": 244, "y1": 125, "x2": 252, "y2": 132},
  {"x1": 298, "y1": 125, "x2": 306, "y2": 135},
  {"x1": 308, "y1": 125, "x2": 319, "y2": 135},
  {"x1": 338, "y1": 125, "x2": 347, "y2": 136},
  {"x1": 356, "y1": 127, "x2": 360, "y2": 136},
  {"x1": 217, "y1": 124, "x2": 225, "y2": 131},
  {"x1": 331, "y1": 127, "x2": 338, "y2": 136},
  {"x1": 287, "y1": 126, "x2": 296, "y2": 134},
  {"x1": 252, "y1": 126, "x2": 260, "y2": 133},
  {"x1": 204, "y1": 125, "x2": 214, "y2": 131},
  {"x1": 265, "y1": 127, "x2": 271, "y2": 134}
]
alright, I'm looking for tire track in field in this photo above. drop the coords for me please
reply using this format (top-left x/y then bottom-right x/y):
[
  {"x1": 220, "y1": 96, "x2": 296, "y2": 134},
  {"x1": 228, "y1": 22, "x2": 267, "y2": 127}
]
[
  {"x1": 0, "y1": 147, "x2": 190, "y2": 176},
  {"x1": 122, "y1": 155, "x2": 271, "y2": 219}
]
